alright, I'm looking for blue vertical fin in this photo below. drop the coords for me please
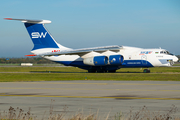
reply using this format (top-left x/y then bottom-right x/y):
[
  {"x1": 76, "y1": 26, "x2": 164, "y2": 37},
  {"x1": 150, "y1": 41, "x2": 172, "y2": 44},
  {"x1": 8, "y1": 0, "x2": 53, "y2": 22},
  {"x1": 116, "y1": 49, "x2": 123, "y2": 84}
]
[{"x1": 24, "y1": 23, "x2": 59, "y2": 50}]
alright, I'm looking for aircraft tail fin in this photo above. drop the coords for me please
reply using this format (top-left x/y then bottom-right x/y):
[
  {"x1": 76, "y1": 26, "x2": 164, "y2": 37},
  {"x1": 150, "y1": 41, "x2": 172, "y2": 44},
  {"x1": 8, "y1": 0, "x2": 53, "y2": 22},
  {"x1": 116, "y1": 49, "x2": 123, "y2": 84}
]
[
  {"x1": 25, "y1": 23, "x2": 60, "y2": 51},
  {"x1": 4, "y1": 18, "x2": 71, "y2": 54}
]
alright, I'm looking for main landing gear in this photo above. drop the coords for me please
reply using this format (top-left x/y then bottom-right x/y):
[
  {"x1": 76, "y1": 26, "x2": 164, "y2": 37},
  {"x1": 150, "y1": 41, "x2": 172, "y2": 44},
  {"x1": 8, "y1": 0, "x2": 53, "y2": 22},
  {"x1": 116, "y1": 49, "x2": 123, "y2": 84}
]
[
  {"x1": 88, "y1": 70, "x2": 116, "y2": 73},
  {"x1": 88, "y1": 70, "x2": 96, "y2": 73},
  {"x1": 143, "y1": 69, "x2": 150, "y2": 73}
]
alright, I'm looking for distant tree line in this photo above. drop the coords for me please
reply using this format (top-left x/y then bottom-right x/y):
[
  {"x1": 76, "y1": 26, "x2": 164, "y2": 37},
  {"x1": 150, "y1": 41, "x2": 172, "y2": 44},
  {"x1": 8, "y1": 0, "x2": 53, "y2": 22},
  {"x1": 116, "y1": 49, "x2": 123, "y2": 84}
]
[{"x1": 0, "y1": 57, "x2": 58, "y2": 64}]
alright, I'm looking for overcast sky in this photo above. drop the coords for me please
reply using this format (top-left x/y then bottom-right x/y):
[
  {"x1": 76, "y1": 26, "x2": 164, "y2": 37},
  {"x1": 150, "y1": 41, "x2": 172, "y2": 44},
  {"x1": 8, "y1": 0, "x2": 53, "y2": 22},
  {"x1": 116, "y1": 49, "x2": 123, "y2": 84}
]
[{"x1": 1, "y1": 0, "x2": 180, "y2": 57}]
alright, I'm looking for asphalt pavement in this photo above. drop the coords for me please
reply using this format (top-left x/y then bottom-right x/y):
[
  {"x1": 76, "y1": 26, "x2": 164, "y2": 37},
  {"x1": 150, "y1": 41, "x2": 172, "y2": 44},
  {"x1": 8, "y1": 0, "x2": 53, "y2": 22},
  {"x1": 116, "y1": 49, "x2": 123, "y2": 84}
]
[{"x1": 0, "y1": 81, "x2": 180, "y2": 119}]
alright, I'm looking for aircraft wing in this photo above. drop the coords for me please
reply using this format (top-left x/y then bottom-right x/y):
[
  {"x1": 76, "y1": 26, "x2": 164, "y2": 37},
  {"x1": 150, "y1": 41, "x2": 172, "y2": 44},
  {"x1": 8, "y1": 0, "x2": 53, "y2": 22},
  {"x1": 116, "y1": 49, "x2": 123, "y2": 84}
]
[{"x1": 38, "y1": 45, "x2": 122, "y2": 56}]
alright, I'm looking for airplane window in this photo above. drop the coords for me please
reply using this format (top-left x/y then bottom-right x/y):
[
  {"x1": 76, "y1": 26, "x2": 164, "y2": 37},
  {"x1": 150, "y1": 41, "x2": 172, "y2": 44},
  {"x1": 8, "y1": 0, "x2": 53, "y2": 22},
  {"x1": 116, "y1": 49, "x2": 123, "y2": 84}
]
[
  {"x1": 166, "y1": 51, "x2": 174, "y2": 55},
  {"x1": 166, "y1": 51, "x2": 170, "y2": 54},
  {"x1": 160, "y1": 51, "x2": 174, "y2": 55}
]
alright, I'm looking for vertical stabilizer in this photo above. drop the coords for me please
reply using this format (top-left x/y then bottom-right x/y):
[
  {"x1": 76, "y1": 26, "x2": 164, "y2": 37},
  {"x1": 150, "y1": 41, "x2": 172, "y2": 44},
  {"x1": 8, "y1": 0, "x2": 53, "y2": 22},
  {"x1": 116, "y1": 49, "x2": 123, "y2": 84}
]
[
  {"x1": 4, "y1": 18, "x2": 71, "y2": 54},
  {"x1": 25, "y1": 23, "x2": 59, "y2": 50}
]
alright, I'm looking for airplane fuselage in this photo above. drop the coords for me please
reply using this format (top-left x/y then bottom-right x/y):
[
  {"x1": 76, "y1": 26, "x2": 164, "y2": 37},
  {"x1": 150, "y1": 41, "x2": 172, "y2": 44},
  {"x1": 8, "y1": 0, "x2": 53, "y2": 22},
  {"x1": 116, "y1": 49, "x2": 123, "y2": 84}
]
[{"x1": 44, "y1": 46, "x2": 178, "y2": 72}]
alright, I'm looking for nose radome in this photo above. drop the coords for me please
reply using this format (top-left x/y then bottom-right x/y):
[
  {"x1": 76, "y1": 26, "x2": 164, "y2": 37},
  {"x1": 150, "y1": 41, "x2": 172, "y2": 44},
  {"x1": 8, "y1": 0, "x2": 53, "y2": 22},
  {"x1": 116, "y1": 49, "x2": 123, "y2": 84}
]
[{"x1": 173, "y1": 56, "x2": 179, "y2": 62}]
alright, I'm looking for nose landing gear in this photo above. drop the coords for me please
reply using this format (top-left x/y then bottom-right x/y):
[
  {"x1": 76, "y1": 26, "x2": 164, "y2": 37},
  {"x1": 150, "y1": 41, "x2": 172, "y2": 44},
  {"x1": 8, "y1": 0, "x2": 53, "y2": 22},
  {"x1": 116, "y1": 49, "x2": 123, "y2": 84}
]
[
  {"x1": 168, "y1": 60, "x2": 174, "y2": 66},
  {"x1": 143, "y1": 69, "x2": 150, "y2": 73}
]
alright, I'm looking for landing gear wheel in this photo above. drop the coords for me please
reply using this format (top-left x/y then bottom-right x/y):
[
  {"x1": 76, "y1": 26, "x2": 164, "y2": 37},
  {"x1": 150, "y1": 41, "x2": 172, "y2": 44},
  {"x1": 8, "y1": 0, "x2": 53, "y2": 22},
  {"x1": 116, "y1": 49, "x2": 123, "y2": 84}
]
[
  {"x1": 88, "y1": 70, "x2": 96, "y2": 73},
  {"x1": 143, "y1": 69, "x2": 150, "y2": 73},
  {"x1": 97, "y1": 70, "x2": 106, "y2": 73},
  {"x1": 108, "y1": 70, "x2": 116, "y2": 73}
]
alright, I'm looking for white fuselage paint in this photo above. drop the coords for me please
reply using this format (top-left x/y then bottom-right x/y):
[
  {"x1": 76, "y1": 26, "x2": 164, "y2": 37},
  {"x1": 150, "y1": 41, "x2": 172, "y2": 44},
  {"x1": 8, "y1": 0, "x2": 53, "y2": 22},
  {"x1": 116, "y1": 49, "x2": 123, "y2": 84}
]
[{"x1": 42, "y1": 46, "x2": 178, "y2": 67}]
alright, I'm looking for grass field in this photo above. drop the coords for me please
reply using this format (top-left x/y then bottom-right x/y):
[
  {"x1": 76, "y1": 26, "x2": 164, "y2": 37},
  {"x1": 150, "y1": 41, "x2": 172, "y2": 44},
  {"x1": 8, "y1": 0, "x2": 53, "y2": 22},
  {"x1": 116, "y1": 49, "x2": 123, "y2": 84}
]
[
  {"x1": 0, "y1": 66, "x2": 180, "y2": 82},
  {"x1": 1, "y1": 104, "x2": 179, "y2": 120}
]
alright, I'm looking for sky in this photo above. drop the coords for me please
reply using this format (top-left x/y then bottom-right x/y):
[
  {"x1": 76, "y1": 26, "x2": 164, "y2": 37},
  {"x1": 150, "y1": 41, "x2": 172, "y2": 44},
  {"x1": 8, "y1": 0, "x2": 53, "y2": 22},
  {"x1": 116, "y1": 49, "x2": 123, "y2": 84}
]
[{"x1": 0, "y1": 0, "x2": 180, "y2": 57}]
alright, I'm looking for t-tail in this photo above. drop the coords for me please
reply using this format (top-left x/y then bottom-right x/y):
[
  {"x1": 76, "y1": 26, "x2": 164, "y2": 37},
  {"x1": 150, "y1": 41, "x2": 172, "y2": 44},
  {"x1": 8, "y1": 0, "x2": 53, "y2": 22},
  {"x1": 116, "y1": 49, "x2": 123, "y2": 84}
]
[{"x1": 4, "y1": 18, "x2": 71, "y2": 55}]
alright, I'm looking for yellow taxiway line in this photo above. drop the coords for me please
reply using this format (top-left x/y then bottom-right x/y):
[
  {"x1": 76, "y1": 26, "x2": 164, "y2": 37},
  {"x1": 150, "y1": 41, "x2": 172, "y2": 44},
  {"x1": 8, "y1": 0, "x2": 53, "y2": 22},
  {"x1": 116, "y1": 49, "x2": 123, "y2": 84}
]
[
  {"x1": 0, "y1": 87, "x2": 180, "y2": 92},
  {"x1": 0, "y1": 94, "x2": 180, "y2": 100}
]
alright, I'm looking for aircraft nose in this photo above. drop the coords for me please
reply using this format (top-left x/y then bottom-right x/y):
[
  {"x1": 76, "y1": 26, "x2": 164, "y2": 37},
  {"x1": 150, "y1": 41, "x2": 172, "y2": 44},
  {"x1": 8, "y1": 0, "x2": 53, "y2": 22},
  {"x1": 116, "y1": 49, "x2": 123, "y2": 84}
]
[{"x1": 173, "y1": 56, "x2": 179, "y2": 62}]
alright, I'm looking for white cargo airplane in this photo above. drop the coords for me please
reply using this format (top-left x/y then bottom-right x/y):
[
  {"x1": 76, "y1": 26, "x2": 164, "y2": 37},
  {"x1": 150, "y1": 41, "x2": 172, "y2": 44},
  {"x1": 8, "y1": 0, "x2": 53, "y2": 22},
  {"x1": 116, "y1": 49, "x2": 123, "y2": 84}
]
[{"x1": 5, "y1": 18, "x2": 178, "y2": 73}]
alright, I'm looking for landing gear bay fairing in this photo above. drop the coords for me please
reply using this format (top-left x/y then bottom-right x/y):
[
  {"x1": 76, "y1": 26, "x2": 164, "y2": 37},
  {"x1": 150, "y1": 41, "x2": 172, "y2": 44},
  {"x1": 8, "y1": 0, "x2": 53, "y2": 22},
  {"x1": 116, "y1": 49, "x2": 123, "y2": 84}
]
[{"x1": 5, "y1": 18, "x2": 178, "y2": 73}]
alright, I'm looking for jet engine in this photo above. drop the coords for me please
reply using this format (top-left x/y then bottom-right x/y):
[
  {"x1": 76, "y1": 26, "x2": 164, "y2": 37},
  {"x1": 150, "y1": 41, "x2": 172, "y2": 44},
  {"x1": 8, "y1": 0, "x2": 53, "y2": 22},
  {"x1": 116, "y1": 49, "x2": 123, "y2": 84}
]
[
  {"x1": 83, "y1": 56, "x2": 108, "y2": 66},
  {"x1": 109, "y1": 55, "x2": 124, "y2": 65}
]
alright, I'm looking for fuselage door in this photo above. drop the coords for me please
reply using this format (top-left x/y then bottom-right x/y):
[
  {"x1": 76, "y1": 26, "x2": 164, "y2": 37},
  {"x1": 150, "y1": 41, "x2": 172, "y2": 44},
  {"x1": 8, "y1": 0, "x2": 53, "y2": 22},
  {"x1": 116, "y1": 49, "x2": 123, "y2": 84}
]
[{"x1": 141, "y1": 55, "x2": 147, "y2": 65}]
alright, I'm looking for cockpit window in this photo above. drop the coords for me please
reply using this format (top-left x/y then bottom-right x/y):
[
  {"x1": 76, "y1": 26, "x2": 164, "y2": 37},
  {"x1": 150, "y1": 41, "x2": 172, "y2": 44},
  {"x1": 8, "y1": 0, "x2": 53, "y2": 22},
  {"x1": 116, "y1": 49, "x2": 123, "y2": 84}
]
[{"x1": 160, "y1": 51, "x2": 174, "y2": 55}]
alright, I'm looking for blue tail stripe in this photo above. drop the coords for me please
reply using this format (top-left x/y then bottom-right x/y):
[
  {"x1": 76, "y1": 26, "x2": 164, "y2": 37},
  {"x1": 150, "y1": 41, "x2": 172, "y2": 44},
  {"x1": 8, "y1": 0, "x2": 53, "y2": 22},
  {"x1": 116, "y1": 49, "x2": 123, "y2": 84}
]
[{"x1": 25, "y1": 23, "x2": 59, "y2": 50}]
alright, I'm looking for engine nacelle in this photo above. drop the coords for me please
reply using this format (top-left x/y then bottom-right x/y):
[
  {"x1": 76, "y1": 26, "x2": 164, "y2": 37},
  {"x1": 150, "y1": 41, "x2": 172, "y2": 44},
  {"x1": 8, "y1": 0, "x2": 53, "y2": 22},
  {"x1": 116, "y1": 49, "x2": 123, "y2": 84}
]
[
  {"x1": 109, "y1": 55, "x2": 124, "y2": 65},
  {"x1": 83, "y1": 56, "x2": 108, "y2": 66}
]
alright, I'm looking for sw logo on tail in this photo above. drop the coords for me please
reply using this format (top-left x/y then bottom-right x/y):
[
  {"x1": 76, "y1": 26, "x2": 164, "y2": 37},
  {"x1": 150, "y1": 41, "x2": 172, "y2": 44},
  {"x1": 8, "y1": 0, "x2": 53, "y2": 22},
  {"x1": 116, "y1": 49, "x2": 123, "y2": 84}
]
[
  {"x1": 31, "y1": 32, "x2": 47, "y2": 38},
  {"x1": 4, "y1": 18, "x2": 179, "y2": 73}
]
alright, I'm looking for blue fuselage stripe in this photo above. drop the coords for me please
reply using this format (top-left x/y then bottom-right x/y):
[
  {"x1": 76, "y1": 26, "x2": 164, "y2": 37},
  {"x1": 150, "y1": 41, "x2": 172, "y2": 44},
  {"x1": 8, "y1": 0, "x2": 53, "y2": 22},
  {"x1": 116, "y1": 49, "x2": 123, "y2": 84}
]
[{"x1": 54, "y1": 60, "x2": 153, "y2": 70}]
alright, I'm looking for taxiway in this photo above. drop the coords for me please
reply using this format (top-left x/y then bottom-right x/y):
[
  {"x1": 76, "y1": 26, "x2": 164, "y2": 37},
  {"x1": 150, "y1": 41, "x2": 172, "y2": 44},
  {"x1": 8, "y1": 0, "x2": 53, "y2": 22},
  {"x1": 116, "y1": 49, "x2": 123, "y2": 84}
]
[{"x1": 0, "y1": 81, "x2": 180, "y2": 119}]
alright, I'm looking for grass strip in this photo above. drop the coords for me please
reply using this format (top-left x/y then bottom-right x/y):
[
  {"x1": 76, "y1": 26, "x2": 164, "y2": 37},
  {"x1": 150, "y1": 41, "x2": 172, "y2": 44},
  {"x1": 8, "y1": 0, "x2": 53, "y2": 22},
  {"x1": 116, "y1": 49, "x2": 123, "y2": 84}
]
[
  {"x1": 0, "y1": 67, "x2": 180, "y2": 82},
  {"x1": 0, "y1": 66, "x2": 180, "y2": 72},
  {"x1": 0, "y1": 73, "x2": 180, "y2": 82}
]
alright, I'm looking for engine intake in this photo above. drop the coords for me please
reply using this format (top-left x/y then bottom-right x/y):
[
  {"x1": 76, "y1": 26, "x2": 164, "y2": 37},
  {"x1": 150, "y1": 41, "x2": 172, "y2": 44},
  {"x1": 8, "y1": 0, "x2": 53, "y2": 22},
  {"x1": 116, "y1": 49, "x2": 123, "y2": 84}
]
[
  {"x1": 83, "y1": 56, "x2": 108, "y2": 66},
  {"x1": 109, "y1": 55, "x2": 124, "y2": 65}
]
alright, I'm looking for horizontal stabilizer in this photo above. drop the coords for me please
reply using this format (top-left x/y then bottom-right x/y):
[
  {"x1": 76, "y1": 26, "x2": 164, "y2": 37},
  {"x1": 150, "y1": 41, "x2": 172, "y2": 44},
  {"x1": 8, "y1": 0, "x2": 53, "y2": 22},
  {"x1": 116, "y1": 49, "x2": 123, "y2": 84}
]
[
  {"x1": 25, "y1": 54, "x2": 37, "y2": 56},
  {"x1": 4, "y1": 18, "x2": 51, "y2": 24}
]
